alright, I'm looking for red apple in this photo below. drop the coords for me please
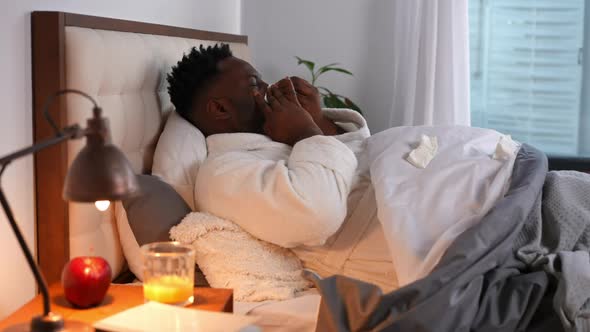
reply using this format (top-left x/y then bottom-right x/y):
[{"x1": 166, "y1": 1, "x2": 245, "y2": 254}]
[{"x1": 61, "y1": 256, "x2": 112, "y2": 308}]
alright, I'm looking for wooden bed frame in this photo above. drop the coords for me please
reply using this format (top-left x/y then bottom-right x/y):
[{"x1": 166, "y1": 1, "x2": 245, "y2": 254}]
[{"x1": 31, "y1": 11, "x2": 247, "y2": 284}]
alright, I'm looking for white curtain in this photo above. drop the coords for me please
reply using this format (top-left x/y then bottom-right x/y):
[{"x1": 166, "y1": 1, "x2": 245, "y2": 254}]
[{"x1": 388, "y1": 0, "x2": 471, "y2": 127}]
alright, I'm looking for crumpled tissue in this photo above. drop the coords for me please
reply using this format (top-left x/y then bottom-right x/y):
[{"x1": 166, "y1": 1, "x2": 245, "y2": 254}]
[
  {"x1": 493, "y1": 135, "x2": 519, "y2": 160},
  {"x1": 406, "y1": 135, "x2": 438, "y2": 169}
]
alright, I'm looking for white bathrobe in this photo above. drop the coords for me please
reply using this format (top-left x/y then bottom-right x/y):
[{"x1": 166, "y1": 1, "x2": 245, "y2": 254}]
[{"x1": 195, "y1": 109, "x2": 397, "y2": 290}]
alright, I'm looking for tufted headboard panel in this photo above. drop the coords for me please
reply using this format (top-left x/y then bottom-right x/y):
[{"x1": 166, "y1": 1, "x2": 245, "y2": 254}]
[{"x1": 32, "y1": 12, "x2": 249, "y2": 283}]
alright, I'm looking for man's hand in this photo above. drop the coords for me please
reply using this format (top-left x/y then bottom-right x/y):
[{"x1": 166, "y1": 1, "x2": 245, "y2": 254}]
[
  {"x1": 275, "y1": 77, "x2": 343, "y2": 136},
  {"x1": 253, "y1": 82, "x2": 322, "y2": 146},
  {"x1": 276, "y1": 77, "x2": 322, "y2": 118}
]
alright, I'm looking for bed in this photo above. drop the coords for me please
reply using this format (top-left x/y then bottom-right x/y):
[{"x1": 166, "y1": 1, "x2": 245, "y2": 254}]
[
  {"x1": 31, "y1": 11, "x2": 318, "y2": 331},
  {"x1": 31, "y1": 11, "x2": 590, "y2": 332}
]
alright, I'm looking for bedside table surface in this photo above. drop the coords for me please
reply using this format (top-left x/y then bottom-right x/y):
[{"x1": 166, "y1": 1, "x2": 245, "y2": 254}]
[{"x1": 0, "y1": 283, "x2": 233, "y2": 329}]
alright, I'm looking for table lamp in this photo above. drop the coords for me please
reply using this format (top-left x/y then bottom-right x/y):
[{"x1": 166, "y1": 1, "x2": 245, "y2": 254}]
[{"x1": 0, "y1": 89, "x2": 139, "y2": 332}]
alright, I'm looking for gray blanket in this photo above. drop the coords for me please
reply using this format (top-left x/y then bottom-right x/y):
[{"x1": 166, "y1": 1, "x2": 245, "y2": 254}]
[
  {"x1": 312, "y1": 144, "x2": 582, "y2": 331},
  {"x1": 516, "y1": 171, "x2": 590, "y2": 331}
]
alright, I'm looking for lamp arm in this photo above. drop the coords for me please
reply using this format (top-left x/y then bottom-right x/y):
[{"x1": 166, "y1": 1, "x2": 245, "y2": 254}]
[
  {"x1": 42, "y1": 89, "x2": 98, "y2": 136},
  {"x1": 0, "y1": 125, "x2": 82, "y2": 318},
  {"x1": 0, "y1": 188, "x2": 51, "y2": 317},
  {"x1": 0, "y1": 125, "x2": 82, "y2": 166}
]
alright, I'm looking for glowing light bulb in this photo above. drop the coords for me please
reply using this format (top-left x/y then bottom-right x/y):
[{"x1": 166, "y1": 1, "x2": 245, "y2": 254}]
[{"x1": 95, "y1": 200, "x2": 110, "y2": 211}]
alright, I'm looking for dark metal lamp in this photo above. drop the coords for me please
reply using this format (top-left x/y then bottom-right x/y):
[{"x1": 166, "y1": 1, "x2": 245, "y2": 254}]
[{"x1": 0, "y1": 90, "x2": 139, "y2": 332}]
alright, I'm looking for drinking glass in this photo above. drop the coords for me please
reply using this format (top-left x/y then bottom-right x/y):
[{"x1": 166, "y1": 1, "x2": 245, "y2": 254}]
[{"x1": 141, "y1": 242, "x2": 195, "y2": 306}]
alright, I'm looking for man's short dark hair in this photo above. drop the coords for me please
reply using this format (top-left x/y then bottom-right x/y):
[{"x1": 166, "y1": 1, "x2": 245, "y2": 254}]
[{"x1": 167, "y1": 44, "x2": 233, "y2": 119}]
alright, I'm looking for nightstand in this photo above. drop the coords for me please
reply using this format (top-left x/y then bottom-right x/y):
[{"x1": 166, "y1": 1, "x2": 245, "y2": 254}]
[{"x1": 0, "y1": 283, "x2": 233, "y2": 330}]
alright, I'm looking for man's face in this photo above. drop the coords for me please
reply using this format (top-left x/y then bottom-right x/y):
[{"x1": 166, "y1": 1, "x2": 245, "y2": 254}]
[{"x1": 214, "y1": 57, "x2": 269, "y2": 133}]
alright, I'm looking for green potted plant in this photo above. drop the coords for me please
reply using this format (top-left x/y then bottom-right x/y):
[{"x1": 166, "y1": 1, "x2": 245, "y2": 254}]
[{"x1": 295, "y1": 56, "x2": 362, "y2": 114}]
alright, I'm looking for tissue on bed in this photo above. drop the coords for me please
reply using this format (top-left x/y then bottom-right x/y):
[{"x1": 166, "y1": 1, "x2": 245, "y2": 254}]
[
  {"x1": 170, "y1": 212, "x2": 311, "y2": 302},
  {"x1": 493, "y1": 135, "x2": 519, "y2": 160},
  {"x1": 406, "y1": 135, "x2": 438, "y2": 168}
]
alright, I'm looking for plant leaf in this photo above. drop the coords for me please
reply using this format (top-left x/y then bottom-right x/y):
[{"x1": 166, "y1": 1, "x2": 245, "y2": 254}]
[
  {"x1": 295, "y1": 56, "x2": 315, "y2": 73},
  {"x1": 344, "y1": 98, "x2": 363, "y2": 114},
  {"x1": 316, "y1": 63, "x2": 340, "y2": 74},
  {"x1": 318, "y1": 67, "x2": 354, "y2": 76},
  {"x1": 333, "y1": 97, "x2": 349, "y2": 109},
  {"x1": 323, "y1": 94, "x2": 348, "y2": 109},
  {"x1": 323, "y1": 95, "x2": 335, "y2": 108},
  {"x1": 315, "y1": 63, "x2": 342, "y2": 80}
]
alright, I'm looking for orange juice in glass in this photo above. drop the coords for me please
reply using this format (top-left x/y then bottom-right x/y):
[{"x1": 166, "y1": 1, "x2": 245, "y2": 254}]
[{"x1": 141, "y1": 242, "x2": 195, "y2": 306}]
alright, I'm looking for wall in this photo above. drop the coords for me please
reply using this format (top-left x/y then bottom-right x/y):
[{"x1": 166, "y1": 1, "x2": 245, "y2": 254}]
[
  {"x1": 0, "y1": 0, "x2": 240, "y2": 319},
  {"x1": 241, "y1": 0, "x2": 397, "y2": 133}
]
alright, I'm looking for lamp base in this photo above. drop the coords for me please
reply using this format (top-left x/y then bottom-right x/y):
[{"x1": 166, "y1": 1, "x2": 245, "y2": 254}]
[{"x1": 2, "y1": 313, "x2": 94, "y2": 332}]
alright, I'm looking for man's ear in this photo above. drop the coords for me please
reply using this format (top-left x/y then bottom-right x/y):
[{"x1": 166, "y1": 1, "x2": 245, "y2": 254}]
[{"x1": 206, "y1": 98, "x2": 232, "y2": 120}]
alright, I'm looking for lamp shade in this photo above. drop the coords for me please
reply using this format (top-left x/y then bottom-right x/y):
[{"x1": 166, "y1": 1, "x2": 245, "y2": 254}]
[{"x1": 63, "y1": 142, "x2": 139, "y2": 202}]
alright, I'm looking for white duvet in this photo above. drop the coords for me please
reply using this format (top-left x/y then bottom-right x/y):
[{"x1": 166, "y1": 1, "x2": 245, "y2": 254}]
[{"x1": 367, "y1": 126, "x2": 517, "y2": 286}]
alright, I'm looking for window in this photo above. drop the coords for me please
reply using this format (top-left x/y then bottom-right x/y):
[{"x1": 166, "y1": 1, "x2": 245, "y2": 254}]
[{"x1": 469, "y1": 0, "x2": 589, "y2": 158}]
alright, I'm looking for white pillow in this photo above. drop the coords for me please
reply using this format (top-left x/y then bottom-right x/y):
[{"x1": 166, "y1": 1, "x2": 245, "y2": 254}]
[
  {"x1": 115, "y1": 202, "x2": 143, "y2": 279},
  {"x1": 152, "y1": 112, "x2": 207, "y2": 210}
]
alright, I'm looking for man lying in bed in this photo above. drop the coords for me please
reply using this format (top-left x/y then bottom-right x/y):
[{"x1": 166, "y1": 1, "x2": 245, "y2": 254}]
[{"x1": 167, "y1": 44, "x2": 397, "y2": 290}]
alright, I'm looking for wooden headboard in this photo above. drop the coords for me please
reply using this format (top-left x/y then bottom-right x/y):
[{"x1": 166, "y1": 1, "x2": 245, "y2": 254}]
[{"x1": 31, "y1": 11, "x2": 248, "y2": 284}]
